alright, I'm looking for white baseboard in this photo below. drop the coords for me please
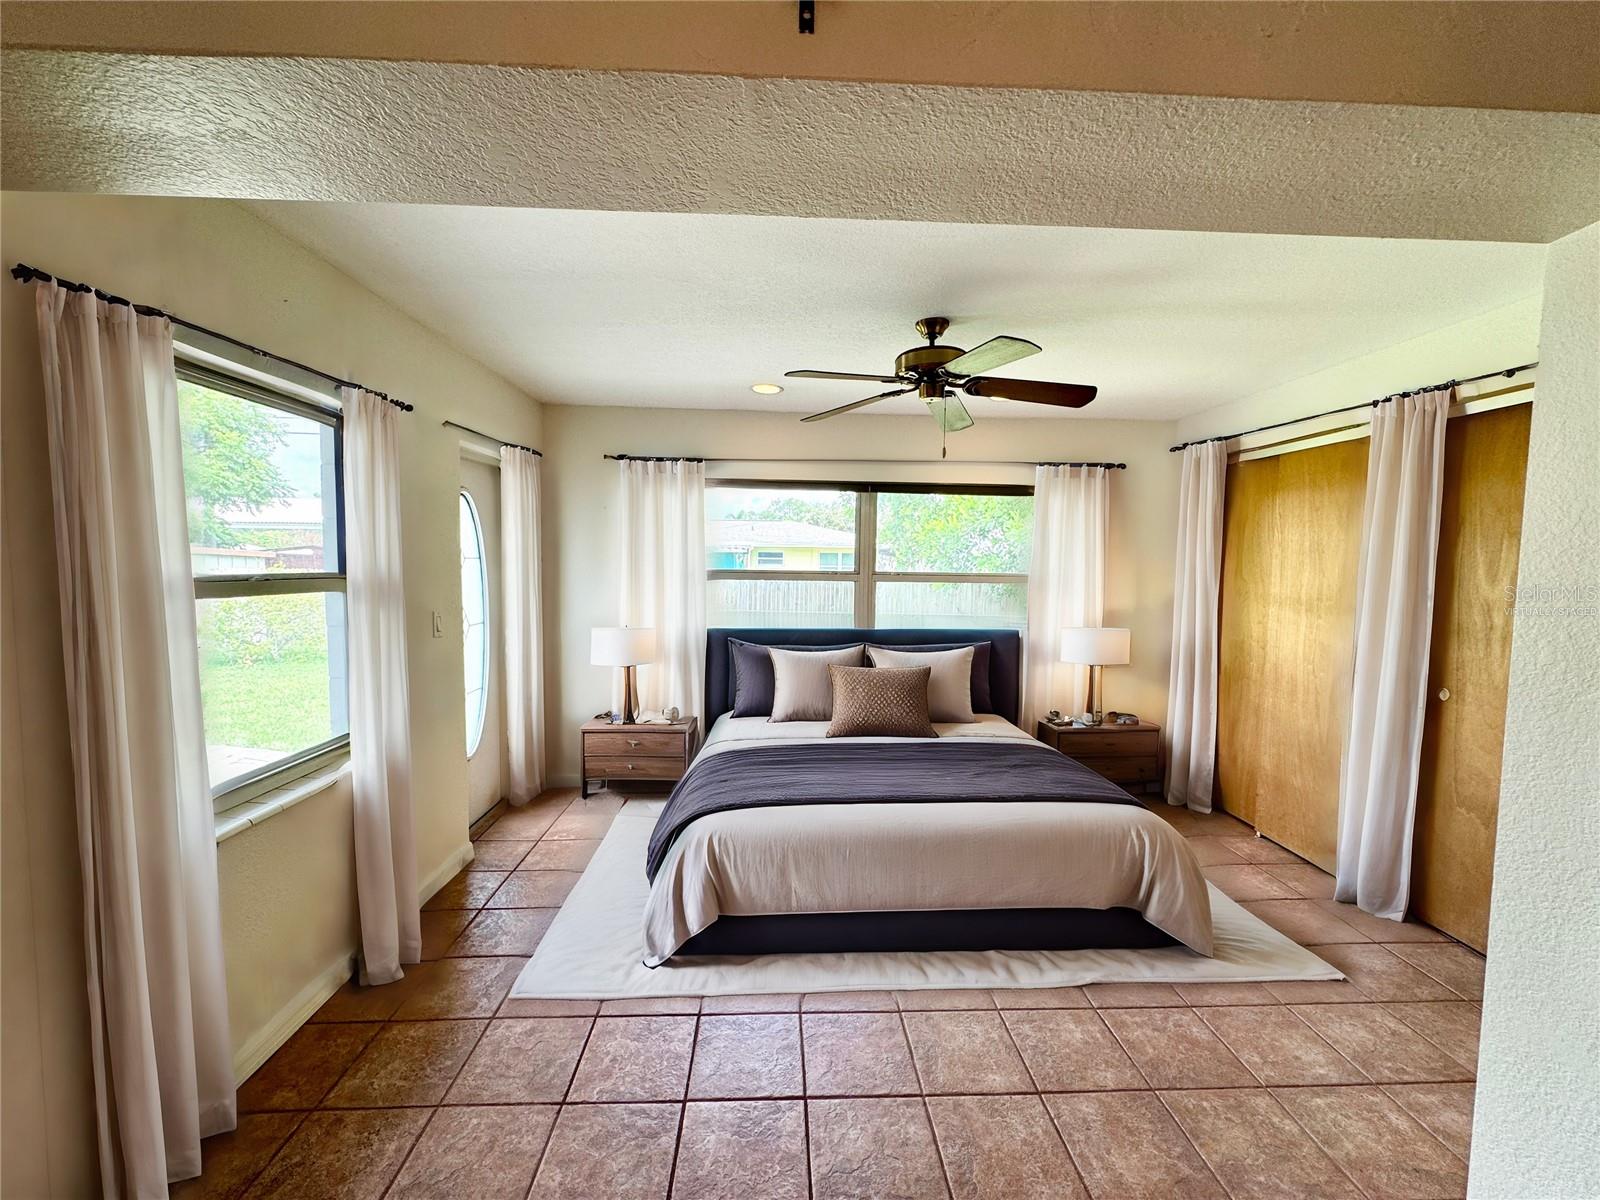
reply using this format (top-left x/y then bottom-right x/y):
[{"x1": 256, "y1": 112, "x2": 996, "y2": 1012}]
[
  {"x1": 232, "y1": 951, "x2": 355, "y2": 1084},
  {"x1": 420, "y1": 841, "x2": 475, "y2": 903}
]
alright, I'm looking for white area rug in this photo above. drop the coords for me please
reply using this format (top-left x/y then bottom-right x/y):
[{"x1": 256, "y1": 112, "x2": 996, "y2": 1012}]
[{"x1": 510, "y1": 799, "x2": 1341, "y2": 1000}]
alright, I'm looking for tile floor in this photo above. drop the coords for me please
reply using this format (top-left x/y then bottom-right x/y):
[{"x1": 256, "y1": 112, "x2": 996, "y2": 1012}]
[{"x1": 176, "y1": 790, "x2": 1483, "y2": 1199}]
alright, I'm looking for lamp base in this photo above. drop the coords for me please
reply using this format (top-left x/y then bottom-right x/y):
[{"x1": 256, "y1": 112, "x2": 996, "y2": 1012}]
[
  {"x1": 1083, "y1": 664, "x2": 1104, "y2": 726},
  {"x1": 609, "y1": 664, "x2": 640, "y2": 724}
]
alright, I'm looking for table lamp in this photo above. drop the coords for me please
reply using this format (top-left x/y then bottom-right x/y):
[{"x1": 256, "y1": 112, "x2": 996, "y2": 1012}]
[
  {"x1": 591, "y1": 626, "x2": 656, "y2": 724},
  {"x1": 1059, "y1": 627, "x2": 1131, "y2": 726}
]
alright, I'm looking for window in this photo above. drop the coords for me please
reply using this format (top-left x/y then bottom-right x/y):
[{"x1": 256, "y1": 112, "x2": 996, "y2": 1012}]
[
  {"x1": 705, "y1": 482, "x2": 1031, "y2": 629},
  {"x1": 459, "y1": 491, "x2": 490, "y2": 755},
  {"x1": 178, "y1": 363, "x2": 348, "y2": 808}
]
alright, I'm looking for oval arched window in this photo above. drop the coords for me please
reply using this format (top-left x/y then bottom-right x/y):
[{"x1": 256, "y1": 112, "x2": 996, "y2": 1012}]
[{"x1": 459, "y1": 491, "x2": 490, "y2": 756}]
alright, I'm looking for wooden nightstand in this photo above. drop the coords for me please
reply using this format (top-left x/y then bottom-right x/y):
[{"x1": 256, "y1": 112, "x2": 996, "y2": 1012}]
[
  {"x1": 581, "y1": 717, "x2": 698, "y2": 798},
  {"x1": 1037, "y1": 720, "x2": 1161, "y2": 792}
]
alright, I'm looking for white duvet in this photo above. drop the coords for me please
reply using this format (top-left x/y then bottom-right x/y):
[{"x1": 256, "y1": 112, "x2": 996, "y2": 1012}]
[{"x1": 641, "y1": 714, "x2": 1215, "y2": 965}]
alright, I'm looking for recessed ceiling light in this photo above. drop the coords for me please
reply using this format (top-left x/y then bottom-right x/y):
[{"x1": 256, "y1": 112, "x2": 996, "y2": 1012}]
[{"x1": 751, "y1": 382, "x2": 784, "y2": 395}]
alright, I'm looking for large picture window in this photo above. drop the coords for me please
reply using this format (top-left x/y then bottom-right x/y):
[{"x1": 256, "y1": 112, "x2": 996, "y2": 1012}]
[
  {"x1": 705, "y1": 482, "x2": 1031, "y2": 629},
  {"x1": 177, "y1": 362, "x2": 348, "y2": 808}
]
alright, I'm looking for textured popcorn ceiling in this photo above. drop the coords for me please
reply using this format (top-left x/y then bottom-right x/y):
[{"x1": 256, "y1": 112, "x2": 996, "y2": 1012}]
[
  {"x1": 4, "y1": 51, "x2": 1598, "y2": 243},
  {"x1": 245, "y1": 202, "x2": 1544, "y2": 419}
]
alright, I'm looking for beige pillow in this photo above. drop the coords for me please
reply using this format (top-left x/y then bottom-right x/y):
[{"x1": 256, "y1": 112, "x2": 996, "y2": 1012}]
[
  {"x1": 826, "y1": 665, "x2": 938, "y2": 738},
  {"x1": 866, "y1": 644, "x2": 976, "y2": 723},
  {"x1": 769, "y1": 644, "x2": 865, "y2": 721}
]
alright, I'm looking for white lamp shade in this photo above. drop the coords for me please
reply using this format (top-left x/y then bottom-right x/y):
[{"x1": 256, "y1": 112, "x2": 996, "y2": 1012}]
[
  {"x1": 1059, "y1": 626, "x2": 1131, "y2": 666},
  {"x1": 591, "y1": 626, "x2": 657, "y2": 666}
]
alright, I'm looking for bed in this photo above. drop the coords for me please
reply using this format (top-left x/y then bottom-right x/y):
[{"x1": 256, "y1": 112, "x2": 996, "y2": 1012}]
[{"x1": 641, "y1": 628, "x2": 1213, "y2": 966}]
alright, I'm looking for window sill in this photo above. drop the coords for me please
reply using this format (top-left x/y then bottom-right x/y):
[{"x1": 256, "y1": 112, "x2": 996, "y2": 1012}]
[{"x1": 215, "y1": 757, "x2": 351, "y2": 844}]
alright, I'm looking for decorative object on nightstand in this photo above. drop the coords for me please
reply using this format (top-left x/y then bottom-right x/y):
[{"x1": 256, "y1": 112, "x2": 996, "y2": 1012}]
[
  {"x1": 581, "y1": 716, "x2": 697, "y2": 798},
  {"x1": 591, "y1": 626, "x2": 656, "y2": 724},
  {"x1": 1059, "y1": 626, "x2": 1131, "y2": 726},
  {"x1": 1037, "y1": 718, "x2": 1161, "y2": 791}
]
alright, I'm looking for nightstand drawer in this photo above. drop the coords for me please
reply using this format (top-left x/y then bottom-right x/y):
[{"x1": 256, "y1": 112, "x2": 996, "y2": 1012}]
[
  {"x1": 1071, "y1": 755, "x2": 1161, "y2": 784},
  {"x1": 584, "y1": 731, "x2": 686, "y2": 757},
  {"x1": 584, "y1": 755, "x2": 686, "y2": 781},
  {"x1": 1057, "y1": 731, "x2": 1158, "y2": 757}
]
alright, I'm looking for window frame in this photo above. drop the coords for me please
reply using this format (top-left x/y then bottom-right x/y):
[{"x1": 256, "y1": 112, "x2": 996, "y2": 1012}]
[
  {"x1": 705, "y1": 479, "x2": 1032, "y2": 628},
  {"x1": 458, "y1": 488, "x2": 491, "y2": 758},
  {"x1": 178, "y1": 361, "x2": 352, "y2": 814}
]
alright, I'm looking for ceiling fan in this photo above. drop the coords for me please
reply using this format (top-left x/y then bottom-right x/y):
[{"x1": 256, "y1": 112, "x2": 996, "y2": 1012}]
[{"x1": 785, "y1": 316, "x2": 1097, "y2": 434}]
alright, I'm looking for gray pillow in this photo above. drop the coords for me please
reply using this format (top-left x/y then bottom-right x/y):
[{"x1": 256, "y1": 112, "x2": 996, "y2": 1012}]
[
  {"x1": 769, "y1": 645, "x2": 865, "y2": 722},
  {"x1": 866, "y1": 644, "x2": 976, "y2": 723},
  {"x1": 826, "y1": 665, "x2": 938, "y2": 738},
  {"x1": 729, "y1": 639, "x2": 862, "y2": 718}
]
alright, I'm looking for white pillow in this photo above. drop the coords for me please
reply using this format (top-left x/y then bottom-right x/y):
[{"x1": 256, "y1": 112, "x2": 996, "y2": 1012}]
[
  {"x1": 769, "y1": 645, "x2": 865, "y2": 722},
  {"x1": 866, "y1": 644, "x2": 976, "y2": 723}
]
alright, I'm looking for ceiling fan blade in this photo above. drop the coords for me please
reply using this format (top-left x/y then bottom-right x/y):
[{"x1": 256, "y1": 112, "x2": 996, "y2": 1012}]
[
  {"x1": 927, "y1": 392, "x2": 975, "y2": 433},
  {"x1": 801, "y1": 387, "x2": 913, "y2": 423},
  {"x1": 940, "y1": 336, "x2": 1042, "y2": 377},
  {"x1": 962, "y1": 377, "x2": 1098, "y2": 408},
  {"x1": 785, "y1": 369, "x2": 906, "y2": 383}
]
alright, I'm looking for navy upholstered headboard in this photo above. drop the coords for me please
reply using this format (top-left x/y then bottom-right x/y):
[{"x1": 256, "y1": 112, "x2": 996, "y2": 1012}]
[{"x1": 705, "y1": 628, "x2": 1023, "y2": 726}]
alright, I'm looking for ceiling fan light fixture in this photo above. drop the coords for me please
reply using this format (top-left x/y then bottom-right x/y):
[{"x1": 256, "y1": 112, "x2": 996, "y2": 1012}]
[{"x1": 750, "y1": 382, "x2": 784, "y2": 395}]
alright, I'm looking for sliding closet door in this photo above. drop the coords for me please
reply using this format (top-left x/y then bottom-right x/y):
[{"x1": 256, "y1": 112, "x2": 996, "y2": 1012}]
[
  {"x1": 1215, "y1": 439, "x2": 1366, "y2": 868},
  {"x1": 1412, "y1": 403, "x2": 1531, "y2": 950}
]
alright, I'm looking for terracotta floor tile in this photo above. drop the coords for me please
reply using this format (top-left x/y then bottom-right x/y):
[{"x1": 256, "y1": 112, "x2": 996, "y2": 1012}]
[
  {"x1": 419, "y1": 910, "x2": 472, "y2": 960},
  {"x1": 1183, "y1": 808, "x2": 1255, "y2": 837},
  {"x1": 1185, "y1": 837, "x2": 1248, "y2": 866},
  {"x1": 445, "y1": 908, "x2": 556, "y2": 957},
  {"x1": 1001, "y1": 1009, "x2": 1146, "y2": 1091},
  {"x1": 701, "y1": 992, "x2": 801, "y2": 1014},
  {"x1": 991, "y1": 986, "x2": 1090, "y2": 1009},
  {"x1": 1388, "y1": 943, "x2": 1485, "y2": 1001},
  {"x1": 544, "y1": 798, "x2": 624, "y2": 840},
  {"x1": 1263, "y1": 978, "x2": 1371, "y2": 1005},
  {"x1": 567, "y1": 1015, "x2": 697, "y2": 1101},
  {"x1": 1203, "y1": 865, "x2": 1302, "y2": 902},
  {"x1": 172, "y1": 1113, "x2": 304, "y2": 1200},
  {"x1": 808, "y1": 1097, "x2": 950, "y2": 1200},
  {"x1": 422, "y1": 870, "x2": 509, "y2": 911},
  {"x1": 446, "y1": 1016, "x2": 593, "y2": 1103},
  {"x1": 1291, "y1": 1005, "x2": 1472, "y2": 1083},
  {"x1": 1161, "y1": 1088, "x2": 1362, "y2": 1200},
  {"x1": 1383, "y1": 1002, "x2": 1481, "y2": 1071},
  {"x1": 1045, "y1": 1090, "x2": 1226, "y2": 1200},
  {"x1": 387, "y1": 1105, "x2": 556, "y2": 1200},
  {"x1": 672, "y1": 1100, "x2": 809, "y2": 1200},
  {"x1": 1383, "y1": 1082, "x2": 1476, "y2": 1160},
  {"x1": 600, "y1": 996, "x2": 703, "y2": 1015},
  {"x1": 527, "y1": 1102, "x2": 680, "y2": 1200},
  {"x1": 242, "y1": 1108, "x2": 429, "y2": 1200},
  {"x1": 928, "y1": 1094, "x2": 1086, "y2": 1200},
  {"x1": 802, "y1": 990, "x2": 897, "y2": 1011},
  {"x1": 1218, "y1": 836, "x2": 1304, "y2": 864},
  {"x1": 392, "y1": 957, "x2": 525, "y2": 1019},
  {"x1": 478, "y1": 801, "x2": 568, "y2": 841},
  {"x1": 1197, "y1": 1005, "x2": 1367, "y2": 1085},
  {"x1": 497, "y1": 996, "x2": 600, "y2": 1017},
  {"x1": 1173, "y1": 982, "x2": 1279, "y2": 1007},
  {"x1": 523, "y1": 838, "x2": 602, "y2": 871},
  {"x1": 688, "y1": 1014, "x2": 803, "y2": 1099},
  {"x1": 1099, "y1": 1008, "x2": 1257, "y2": 1089},
  {"x1": 322, "y1": 1019, "x2": 485, "y2": 1107},
  {"x1": 1312, "y1": 900, "x2": 1448, "y2": 943},
  {"x1": 895, "y1": 989, "x2": 996, "y2": 1010},
  {"x1": 1274, "y1": 1085, "x2": 1468, "y2": 1199},
  {"x1": 468, "y1": 839, "x2": 534, "y2": 870},
  {"x1": 1084, "y1": 982, "x2": 1186, "y2": 1008},
  {"x1": 238, "y1": 1023, "x2": 380, "y2": 1111},
  {"x1": 487, "y1": 870, "x2": 582, "y2": 908},
  {"x1": 1262, "y1": 863, "x2": 1338, "y2": 899},
  {"x1": 1241, "y1": 900, "x2": 1373, "y2": 945},
  {"x1": 308, "y1": 976, "x2": 414, "y2": 1023},
  {"x1": 903, "y1": 1011, "x2": 1034, "y2": 1094},
  {"x1": 1311, "y1": 944, "x2": 1463, "y2": 1002},
  {"x1": 802, "y1": 1012, "x2": 921, "y2": 1096}
]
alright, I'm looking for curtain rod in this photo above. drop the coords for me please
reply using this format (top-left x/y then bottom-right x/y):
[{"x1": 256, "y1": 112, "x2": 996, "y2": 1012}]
[
  {"x1": 443, "y1": 419, "x2": 541, "y2": 456},
  {"x1": 606, "y1": 454, "x2": 1125, "y2": 469},
  {"x1": 9, "y1": 263, "x2": 415, "y2": 413},
  {"x1": 1169, "y1": 361, "x2": 1536, "y2": 453}
]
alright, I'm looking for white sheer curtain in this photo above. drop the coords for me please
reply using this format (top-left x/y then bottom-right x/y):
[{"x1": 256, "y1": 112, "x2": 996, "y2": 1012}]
[
  {"x1": 1336, "y1": 388, "x2": 1452, "y2": 919},
  {"x1": 1022, "y1": 464, "x2": 1109, "y2": 728},
  {"x1": 342, "y1": 387, "x2": 419, "y2": 984},
  {"x1": 500, "y1": 446, "x2": 545, "y2": 804},
  {"x1": 617, "y1": 458, "x2": 706, "y2": 721},
  {"x1": 1164, "y1": 441, "x2": 1228, "y2": 812},
  {"x1": 32, "y1": 281, "x2": 235, "y2": 1194}
]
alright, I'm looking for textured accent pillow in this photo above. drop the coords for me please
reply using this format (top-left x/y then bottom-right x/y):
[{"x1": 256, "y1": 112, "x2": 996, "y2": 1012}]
[
  {"x1": 729, "y1": 639, "x2": 861, "y2": 718},
  {"x1": 768, "y1": 645, "x2": 866, "y2": 722},
  {"x1": 870, "y1": 641, "x2": 994, "y2": 713},
  {"x1": 826, "y1": 665, "x2": 938, "y2": 738},
  {"x1": 866, "y1": 644, "x2": 977, "y2": 723}
]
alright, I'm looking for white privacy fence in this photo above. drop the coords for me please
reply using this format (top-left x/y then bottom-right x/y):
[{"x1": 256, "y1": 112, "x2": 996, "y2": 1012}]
[{"x1": 708, "y1": 578, "x2": 1026, "y2": 630}]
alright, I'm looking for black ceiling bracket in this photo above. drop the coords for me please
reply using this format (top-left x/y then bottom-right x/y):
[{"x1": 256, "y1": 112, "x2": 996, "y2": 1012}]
[{"x1": 798, "y1": 0, "x2": 815, "y2": 34}]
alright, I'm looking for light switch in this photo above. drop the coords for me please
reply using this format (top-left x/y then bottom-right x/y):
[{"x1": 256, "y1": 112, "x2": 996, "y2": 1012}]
[{"x1": 432, "y1": 611, "x2": 444, "y2": 638}]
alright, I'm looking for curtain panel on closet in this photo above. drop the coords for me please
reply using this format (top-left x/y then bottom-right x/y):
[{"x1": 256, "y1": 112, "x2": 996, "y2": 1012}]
[
  {"x1": 1022, "y1": 464, "x2": 1109, "y2": 728},
  {"x1": 1164, "y1": 441, "x2": 1227, "y2": 812},
  {"x1": 617, "y1": 459, "x2": 707, "y2": 721},
  {"x1": 32, "y1": 281, "x2": 236, "y2": 1194},
  {"x1": 501, "y1": 445, "x2": 546, "y2": 803},
  {"x1": 1336, "y1": 388, "x2": 1452, "y2": 919}
]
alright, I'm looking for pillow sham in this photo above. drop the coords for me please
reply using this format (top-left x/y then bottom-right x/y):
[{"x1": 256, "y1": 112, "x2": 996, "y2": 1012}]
[
  {"x1": 865, "y1": 644, "x2": 976, "y2": 723},
  {"x1": 870, "y1": 640, "x2": 994, "y2": 714},
  {"x1": 729, "y1": 639, "x2": 861, "y2": 718},
  {"x1": 826, "y1": 665, "x2": 937, "y2": 738},
  {"x1": 769, "y1": 644, "x2": 866, "y2": 722}
]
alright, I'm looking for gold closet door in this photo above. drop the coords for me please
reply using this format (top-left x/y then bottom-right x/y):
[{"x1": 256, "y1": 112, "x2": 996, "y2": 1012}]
[
  {"x1": 1412, "y1": 403, "x2": 1531, "y2": 950},
  {"x1": 1215, "y1": 439, "x2": 1367, "y2": 866}
]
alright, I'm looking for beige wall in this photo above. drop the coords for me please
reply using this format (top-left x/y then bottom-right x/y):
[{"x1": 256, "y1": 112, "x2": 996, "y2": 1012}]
[
  {"x1": 0, "y1": 192, "x2": 541, "y2": 1198},
  {"x1": 539, "y1": 404, "x2": 1181, "y2": 784}
]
